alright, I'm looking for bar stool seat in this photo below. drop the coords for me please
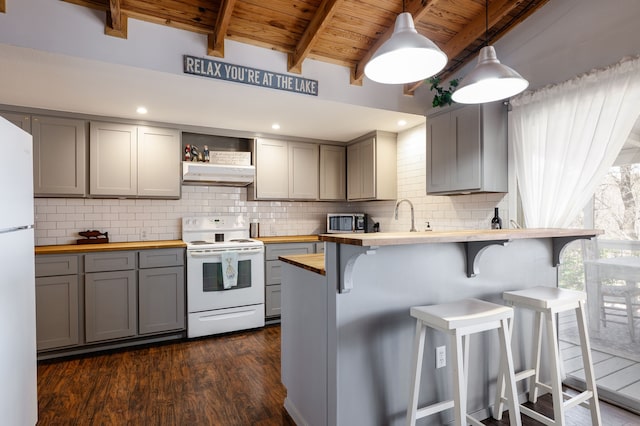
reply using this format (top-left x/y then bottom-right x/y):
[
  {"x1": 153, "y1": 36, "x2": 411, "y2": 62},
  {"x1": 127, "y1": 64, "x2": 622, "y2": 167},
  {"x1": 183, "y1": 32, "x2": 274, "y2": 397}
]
[
  {"x1": 407, "y1": 298, "x2": 522, "y2": 426},
  {"x1": 494, "y1": 286, "x2": 602, "y2": 426}
]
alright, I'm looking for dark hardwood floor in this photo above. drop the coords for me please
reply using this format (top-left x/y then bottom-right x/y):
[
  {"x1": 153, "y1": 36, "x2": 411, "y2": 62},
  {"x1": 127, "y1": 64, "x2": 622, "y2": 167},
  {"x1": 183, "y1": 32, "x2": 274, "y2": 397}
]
[
  {"x1": 37, "y1": 325, "x2": 294, "y2": 425},
  {"x1": 37, "y1": 324, "x2": 639, "y2": 425}
]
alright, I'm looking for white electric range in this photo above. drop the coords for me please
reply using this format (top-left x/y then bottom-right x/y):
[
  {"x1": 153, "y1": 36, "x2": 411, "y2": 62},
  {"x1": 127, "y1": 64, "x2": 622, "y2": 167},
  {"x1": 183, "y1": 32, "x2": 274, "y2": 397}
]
[{"x1": 182, "y1": 216, "x2": 265, "y2": 338}]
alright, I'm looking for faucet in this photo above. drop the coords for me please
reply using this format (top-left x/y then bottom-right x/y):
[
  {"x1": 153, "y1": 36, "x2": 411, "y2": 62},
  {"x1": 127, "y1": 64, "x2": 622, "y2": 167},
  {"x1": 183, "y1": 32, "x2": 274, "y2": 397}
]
[{"x1": 394, "y1": 199, "x2": 417, "y2": 232}]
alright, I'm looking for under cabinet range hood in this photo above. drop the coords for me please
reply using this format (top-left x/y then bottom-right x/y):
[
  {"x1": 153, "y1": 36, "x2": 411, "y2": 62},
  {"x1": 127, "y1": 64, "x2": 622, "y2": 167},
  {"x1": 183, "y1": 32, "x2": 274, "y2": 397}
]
[{"x1": 182, "y1": 162, "x2": 255, "y2": 186}]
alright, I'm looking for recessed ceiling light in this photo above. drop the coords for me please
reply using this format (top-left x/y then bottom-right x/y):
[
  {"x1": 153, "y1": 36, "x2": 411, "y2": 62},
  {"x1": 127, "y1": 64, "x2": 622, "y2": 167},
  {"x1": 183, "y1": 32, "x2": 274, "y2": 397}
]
[
  {"x1": 271, "y1": 123, "x2": 281, "y2": 130},
  {"x1": 398, "y1": 119, "x2": 407, "y2": 126},
  {"x1": 136, "y1": 106, "x2": 148, "y2": 114}
]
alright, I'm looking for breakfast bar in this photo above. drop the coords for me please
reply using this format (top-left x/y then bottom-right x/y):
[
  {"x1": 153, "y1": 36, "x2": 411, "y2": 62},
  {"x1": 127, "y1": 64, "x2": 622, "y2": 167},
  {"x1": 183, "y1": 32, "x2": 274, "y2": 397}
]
[{"x1": 279, "y1": 229, "x2": 600, "y2": 426}]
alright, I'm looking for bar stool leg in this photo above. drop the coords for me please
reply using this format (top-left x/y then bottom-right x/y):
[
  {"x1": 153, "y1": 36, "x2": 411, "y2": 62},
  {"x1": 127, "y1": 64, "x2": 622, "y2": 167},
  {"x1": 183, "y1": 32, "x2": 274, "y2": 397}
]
[
  {"x1": 576, "y1": 300, "x2": 602, "y2": 425},
  {"x1": 530, "y1": 311, "x2": 544, "y2": 403},
  {"x1": 406, "y1": 321, "x2": 427, "y2": 426},
  {"x1": 452, "y1": 331, "x2": 466, "y2": 426},
  {"x1": 498, "y1": 317, "x2": 522, "y2": 426},
  {"x1": 492, "y1": 316, "x2": 514, "y2": 421},
  {"x1": 545, "y1": 310, "x2": 565, "y2": 424}
]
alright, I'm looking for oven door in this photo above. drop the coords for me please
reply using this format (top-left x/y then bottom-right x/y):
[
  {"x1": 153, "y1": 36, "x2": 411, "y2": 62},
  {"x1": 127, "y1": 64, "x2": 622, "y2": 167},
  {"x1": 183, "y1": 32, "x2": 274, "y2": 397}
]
[{"x1": 186, "y1": 246, "x2": 264, "y2": 313}]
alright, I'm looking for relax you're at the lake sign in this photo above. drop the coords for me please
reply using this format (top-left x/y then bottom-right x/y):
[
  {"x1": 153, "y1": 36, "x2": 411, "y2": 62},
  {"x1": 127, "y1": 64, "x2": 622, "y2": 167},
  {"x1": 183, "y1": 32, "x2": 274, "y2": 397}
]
[{"x1": 183, "y1": 55, "x2": 318, "y2": 96}]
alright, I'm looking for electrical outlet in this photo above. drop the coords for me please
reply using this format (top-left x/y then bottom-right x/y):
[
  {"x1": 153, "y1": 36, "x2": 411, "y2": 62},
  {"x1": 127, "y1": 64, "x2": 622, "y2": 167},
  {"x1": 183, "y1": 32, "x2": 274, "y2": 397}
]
[
  {"x1": 436, "y1": 345, "x2": 446, "y2": 369},
  {"x1": 140, "y1": 228, "x2": 147, "y2": 240}
]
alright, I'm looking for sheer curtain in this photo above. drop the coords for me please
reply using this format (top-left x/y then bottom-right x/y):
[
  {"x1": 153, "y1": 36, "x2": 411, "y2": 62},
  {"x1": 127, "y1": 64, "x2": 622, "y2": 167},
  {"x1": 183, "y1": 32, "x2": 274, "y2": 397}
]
[{"x1": 510, "y1": 56, "x2": 640, "y2": 228}]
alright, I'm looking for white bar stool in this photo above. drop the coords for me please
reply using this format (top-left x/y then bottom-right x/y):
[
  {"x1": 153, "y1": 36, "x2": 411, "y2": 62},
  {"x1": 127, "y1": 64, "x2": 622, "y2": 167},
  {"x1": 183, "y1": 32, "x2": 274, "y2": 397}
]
[
  {"x1": 494, "y1": 286, "x2": 602, "y2": 425},
  {"x1": 406, "y1": 298, "x2": 522, "y2": 426}
]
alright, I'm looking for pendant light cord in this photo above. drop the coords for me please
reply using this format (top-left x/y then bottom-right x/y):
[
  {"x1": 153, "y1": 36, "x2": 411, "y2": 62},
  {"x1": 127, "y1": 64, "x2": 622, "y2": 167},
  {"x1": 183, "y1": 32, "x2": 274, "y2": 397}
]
[{"x1": 485, "y1": 0, "x2": 489, "y2": 47}]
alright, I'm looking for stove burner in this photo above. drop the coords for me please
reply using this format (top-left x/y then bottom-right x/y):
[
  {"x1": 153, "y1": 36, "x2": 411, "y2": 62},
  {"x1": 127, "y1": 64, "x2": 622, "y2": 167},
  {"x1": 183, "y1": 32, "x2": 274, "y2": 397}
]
[
  {"x1": 229, "y1": 239, "x2": 253, "y2": 243},
  {"x1": 189, "y1": 240, "x2": 211, "y2": 245}
]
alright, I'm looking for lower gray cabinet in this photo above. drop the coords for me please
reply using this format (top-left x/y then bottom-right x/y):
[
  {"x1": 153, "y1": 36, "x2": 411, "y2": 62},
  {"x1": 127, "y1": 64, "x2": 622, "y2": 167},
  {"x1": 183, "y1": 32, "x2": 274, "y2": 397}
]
[
  {"x1": 35, "y1": 255, "x2": 80, "y2": 351},
  {"x1": 138, "y1": 250, "x2": 185, "y2": 335},
  {"x1": 265, "y1": 285, "x2": 281, "y2": 317},
  {"x1": 85, "y1": 269, "x2": 137, "y2": 343},
  {"x1": 35, "y1": 275, "x2": 79, "y2": 350},
  {"x1": 84, "y1": 251, "x2": 137, "y2": 343},
  {"x1": 265, "y1": 242, "x2": 317, "y2": 319},
  {"x1": 36, "y1": 247, "x2": 185, "y2": 356}
]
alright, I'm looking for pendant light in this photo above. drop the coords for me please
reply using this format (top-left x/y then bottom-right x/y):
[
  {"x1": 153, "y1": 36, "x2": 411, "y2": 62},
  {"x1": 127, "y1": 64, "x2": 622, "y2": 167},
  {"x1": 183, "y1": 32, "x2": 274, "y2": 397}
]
[
  {"x1": 364, "y1": 2, "x2": 447, "y2": 84},
  {"x1": 452, "y1": 0, "x2": 528, "y2": 103}
]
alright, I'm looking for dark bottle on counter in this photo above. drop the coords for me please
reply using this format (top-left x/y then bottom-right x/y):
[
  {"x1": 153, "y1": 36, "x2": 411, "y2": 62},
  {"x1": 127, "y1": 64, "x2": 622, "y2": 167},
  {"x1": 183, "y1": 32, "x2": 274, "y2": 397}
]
[{"x1": 491, "y1": 207, "x2": 502, "y2": 229}]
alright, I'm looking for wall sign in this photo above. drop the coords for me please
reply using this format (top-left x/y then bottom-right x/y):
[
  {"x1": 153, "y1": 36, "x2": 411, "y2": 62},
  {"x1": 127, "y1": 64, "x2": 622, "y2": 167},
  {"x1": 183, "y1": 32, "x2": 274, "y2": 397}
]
[{"x1": 183, "y1": 55, "x2": 318, "y2": 96}]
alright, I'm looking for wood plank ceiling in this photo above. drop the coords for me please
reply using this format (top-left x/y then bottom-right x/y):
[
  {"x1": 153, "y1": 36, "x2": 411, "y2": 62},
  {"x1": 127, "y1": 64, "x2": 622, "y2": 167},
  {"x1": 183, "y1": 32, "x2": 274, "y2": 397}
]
[{"x1": 62, "y1": 0, "x2": 549, "y2": 94}]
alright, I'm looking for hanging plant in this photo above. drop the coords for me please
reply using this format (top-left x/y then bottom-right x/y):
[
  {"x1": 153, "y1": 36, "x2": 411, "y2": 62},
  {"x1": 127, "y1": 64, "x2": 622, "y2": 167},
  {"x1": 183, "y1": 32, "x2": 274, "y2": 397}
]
[{"x1": 428, "y1": 77, "x2": 460, "y2": 108}]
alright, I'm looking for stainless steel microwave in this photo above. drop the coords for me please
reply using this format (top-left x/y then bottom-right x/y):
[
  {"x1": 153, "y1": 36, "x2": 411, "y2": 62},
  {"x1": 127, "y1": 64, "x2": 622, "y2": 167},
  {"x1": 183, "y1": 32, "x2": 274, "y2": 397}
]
[{"x1": 327, "y1": 213, "x2": 366, "y2": 233}]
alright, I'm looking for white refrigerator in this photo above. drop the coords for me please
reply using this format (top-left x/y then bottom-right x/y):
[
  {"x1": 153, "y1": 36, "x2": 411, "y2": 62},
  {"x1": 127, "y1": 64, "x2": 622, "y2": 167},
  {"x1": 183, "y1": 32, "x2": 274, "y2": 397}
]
[{"x1": 0, "y1": 117, "x2": 38, "y2": 425}]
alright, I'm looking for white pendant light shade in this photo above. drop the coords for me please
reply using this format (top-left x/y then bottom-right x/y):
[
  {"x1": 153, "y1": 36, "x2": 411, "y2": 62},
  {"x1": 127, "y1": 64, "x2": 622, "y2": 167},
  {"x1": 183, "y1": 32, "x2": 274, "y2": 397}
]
[
  {"x1": 364, "y1": 12, "x2": 447, "y2": 84},
  {"x1": 451, "y1": 46, "x2": 528, "y2": 104}
]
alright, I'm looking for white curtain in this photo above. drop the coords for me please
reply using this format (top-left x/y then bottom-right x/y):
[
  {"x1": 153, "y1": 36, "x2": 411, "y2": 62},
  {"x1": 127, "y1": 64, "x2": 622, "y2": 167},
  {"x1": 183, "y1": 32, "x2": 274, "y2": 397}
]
[{"x1": 510, "y1": 56, "x2": 640, "y2": 228}]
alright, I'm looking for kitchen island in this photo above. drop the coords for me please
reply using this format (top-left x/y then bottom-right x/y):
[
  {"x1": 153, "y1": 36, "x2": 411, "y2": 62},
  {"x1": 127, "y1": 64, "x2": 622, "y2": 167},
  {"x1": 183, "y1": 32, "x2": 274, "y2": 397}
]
[{"x1": 279, "y1": 229, "x2": 600, "y2": 426}]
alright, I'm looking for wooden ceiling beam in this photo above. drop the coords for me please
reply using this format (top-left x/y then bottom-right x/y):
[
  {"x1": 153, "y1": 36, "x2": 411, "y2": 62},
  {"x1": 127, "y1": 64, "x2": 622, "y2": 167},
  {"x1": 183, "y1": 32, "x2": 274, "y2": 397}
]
[
  {"x1": 353, "y1": 0, "x2": 445, "y2": 85},
  {"x1": 404, "y1": 0, "x2": 525, "y2": 95},
  {"x1": 105, "y1": 0, "x2": 128, "y2": 39},
  {"x1": 208, "y1": 0, "x2": 238, "y2": 57},
  {"x1": 288, "y1": 0, "x2": 344, "y2": 74}
]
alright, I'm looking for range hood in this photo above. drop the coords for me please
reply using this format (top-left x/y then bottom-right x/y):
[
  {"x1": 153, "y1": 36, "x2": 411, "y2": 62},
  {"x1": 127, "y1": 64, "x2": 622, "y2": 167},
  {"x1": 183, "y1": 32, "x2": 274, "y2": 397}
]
[{"x1": 182, "y1": 162, "x2": 255, "y2": 186}]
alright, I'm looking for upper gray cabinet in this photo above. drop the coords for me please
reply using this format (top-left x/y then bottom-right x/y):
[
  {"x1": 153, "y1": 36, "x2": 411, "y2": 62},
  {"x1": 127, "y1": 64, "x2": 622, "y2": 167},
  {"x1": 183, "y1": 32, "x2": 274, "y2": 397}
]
[
  {"x1": 33, "y1": 116, "x2": 87, "y2": 197},
  {"x1": 347, "y1": 131, "x2": 397, "y2": 201},
  {"x1": 252, "y1": 138, "x2": 319, "y2": 200},
  {"x1": 137, "y1": 126, "x2": 182, "y2": 197},
  {"x1": 288, "y1": 141, "x2": 319, "y2": 199},
  {"x1": 90, "y1": 122, "x2": 180, "y2": 198},
  {"x1": 426, "y1": 102, "x2": 507, "y2": 195},
  {"x1": 319, "y1": 144, "x2": 346, "y2": 201},
  {"x1": 0, "y1": 112, "x2": 88, "y2": 197}
]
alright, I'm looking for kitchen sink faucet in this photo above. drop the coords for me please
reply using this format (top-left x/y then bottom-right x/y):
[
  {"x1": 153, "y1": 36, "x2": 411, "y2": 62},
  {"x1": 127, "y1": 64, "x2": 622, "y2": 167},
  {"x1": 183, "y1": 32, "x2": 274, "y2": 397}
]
[{"x1": 394, "y1": 199, "x2": 417, "y2": 232}]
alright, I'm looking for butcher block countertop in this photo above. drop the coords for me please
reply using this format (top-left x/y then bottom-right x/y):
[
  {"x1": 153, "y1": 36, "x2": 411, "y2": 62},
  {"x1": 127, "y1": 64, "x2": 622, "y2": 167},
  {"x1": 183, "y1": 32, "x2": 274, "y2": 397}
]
[
  {"x1": 256, "y1": 235, "x2": 320, "y2": 244},
  {"x1": 279, "y1": 253, "x2": 325, "y2": 276},
  {"x1": 35, "y1": 240, "x2": 186, "y2": 255},
  {"x1": 319, "y1": 228, "x2": 602, "y2": 247}
]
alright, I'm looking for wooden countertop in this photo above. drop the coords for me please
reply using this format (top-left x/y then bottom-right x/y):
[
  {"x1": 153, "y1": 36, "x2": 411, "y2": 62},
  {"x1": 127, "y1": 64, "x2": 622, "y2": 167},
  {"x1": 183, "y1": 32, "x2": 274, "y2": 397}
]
[
  {"x1": 35, "y1": 240, "x2": 186, "y2": 255},
  {"x1": 319, "y1": 228, "x2": 602, "y2": 246},
  {"x1": 256, "y1": 235, "x2": 320, "y2": 244},
  {"x1": 279, "y1": 253, "x2": 326, "y2": 276}
]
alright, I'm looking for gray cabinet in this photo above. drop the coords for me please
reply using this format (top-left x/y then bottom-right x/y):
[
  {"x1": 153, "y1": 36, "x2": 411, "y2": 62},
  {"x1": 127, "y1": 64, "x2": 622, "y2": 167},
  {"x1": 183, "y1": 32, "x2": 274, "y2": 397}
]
[
  {"x1": 89, "y1": 121, "x2": 137, "y2": 197},
  {"x1": 254, "y1": 138, "x2": 288, "y2": 199},
  {"x1": 90, "y1": 121, "x2": 180, "y2": 198},
  {"x1": 289, "y1": 142, "x2": 319, "y2": 199},
  {"x1": 319, "y1": 145, "x2": 346, "y2": 200},
  {"x1": 137, "y1": 126, "x2": 182, "y2": 197},
  {"x1": 35, "y1": 255, "x2": 80, "y2": 351},
  {"x1": 347, "y1": 131, "x2": 397, "y2": 201},
  {"x1": 265, "y1": 242, "x2": 317, "y2": 319},
  {"x1": 84, "y1": 252, "x2": 137, "y2": 343},
  {"x1": 32, "y1": 116, "x2": 87, "y2": 196},
  {"x1": 138, "y1": 249, "x2": 185, "y2": 335},
  {"x1": 0, "y1": 112, "x2": 88, "y2": 196},
  {"x1": 253, "y1": 138, "x2": 319, "y2": 200},
  {"x1": 426, "y1": 102, "x2": 507, "y2": 195},
  {"x1": 36, "y1": 247, "x2": 186, "y2": 357}
]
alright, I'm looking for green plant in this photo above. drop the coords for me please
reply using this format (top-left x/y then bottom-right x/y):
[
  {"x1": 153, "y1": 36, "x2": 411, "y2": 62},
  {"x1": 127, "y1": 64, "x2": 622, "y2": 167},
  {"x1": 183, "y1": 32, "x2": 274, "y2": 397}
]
[{"x1": 428, "y1": 77, "x2": 459, "y2": 108}]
